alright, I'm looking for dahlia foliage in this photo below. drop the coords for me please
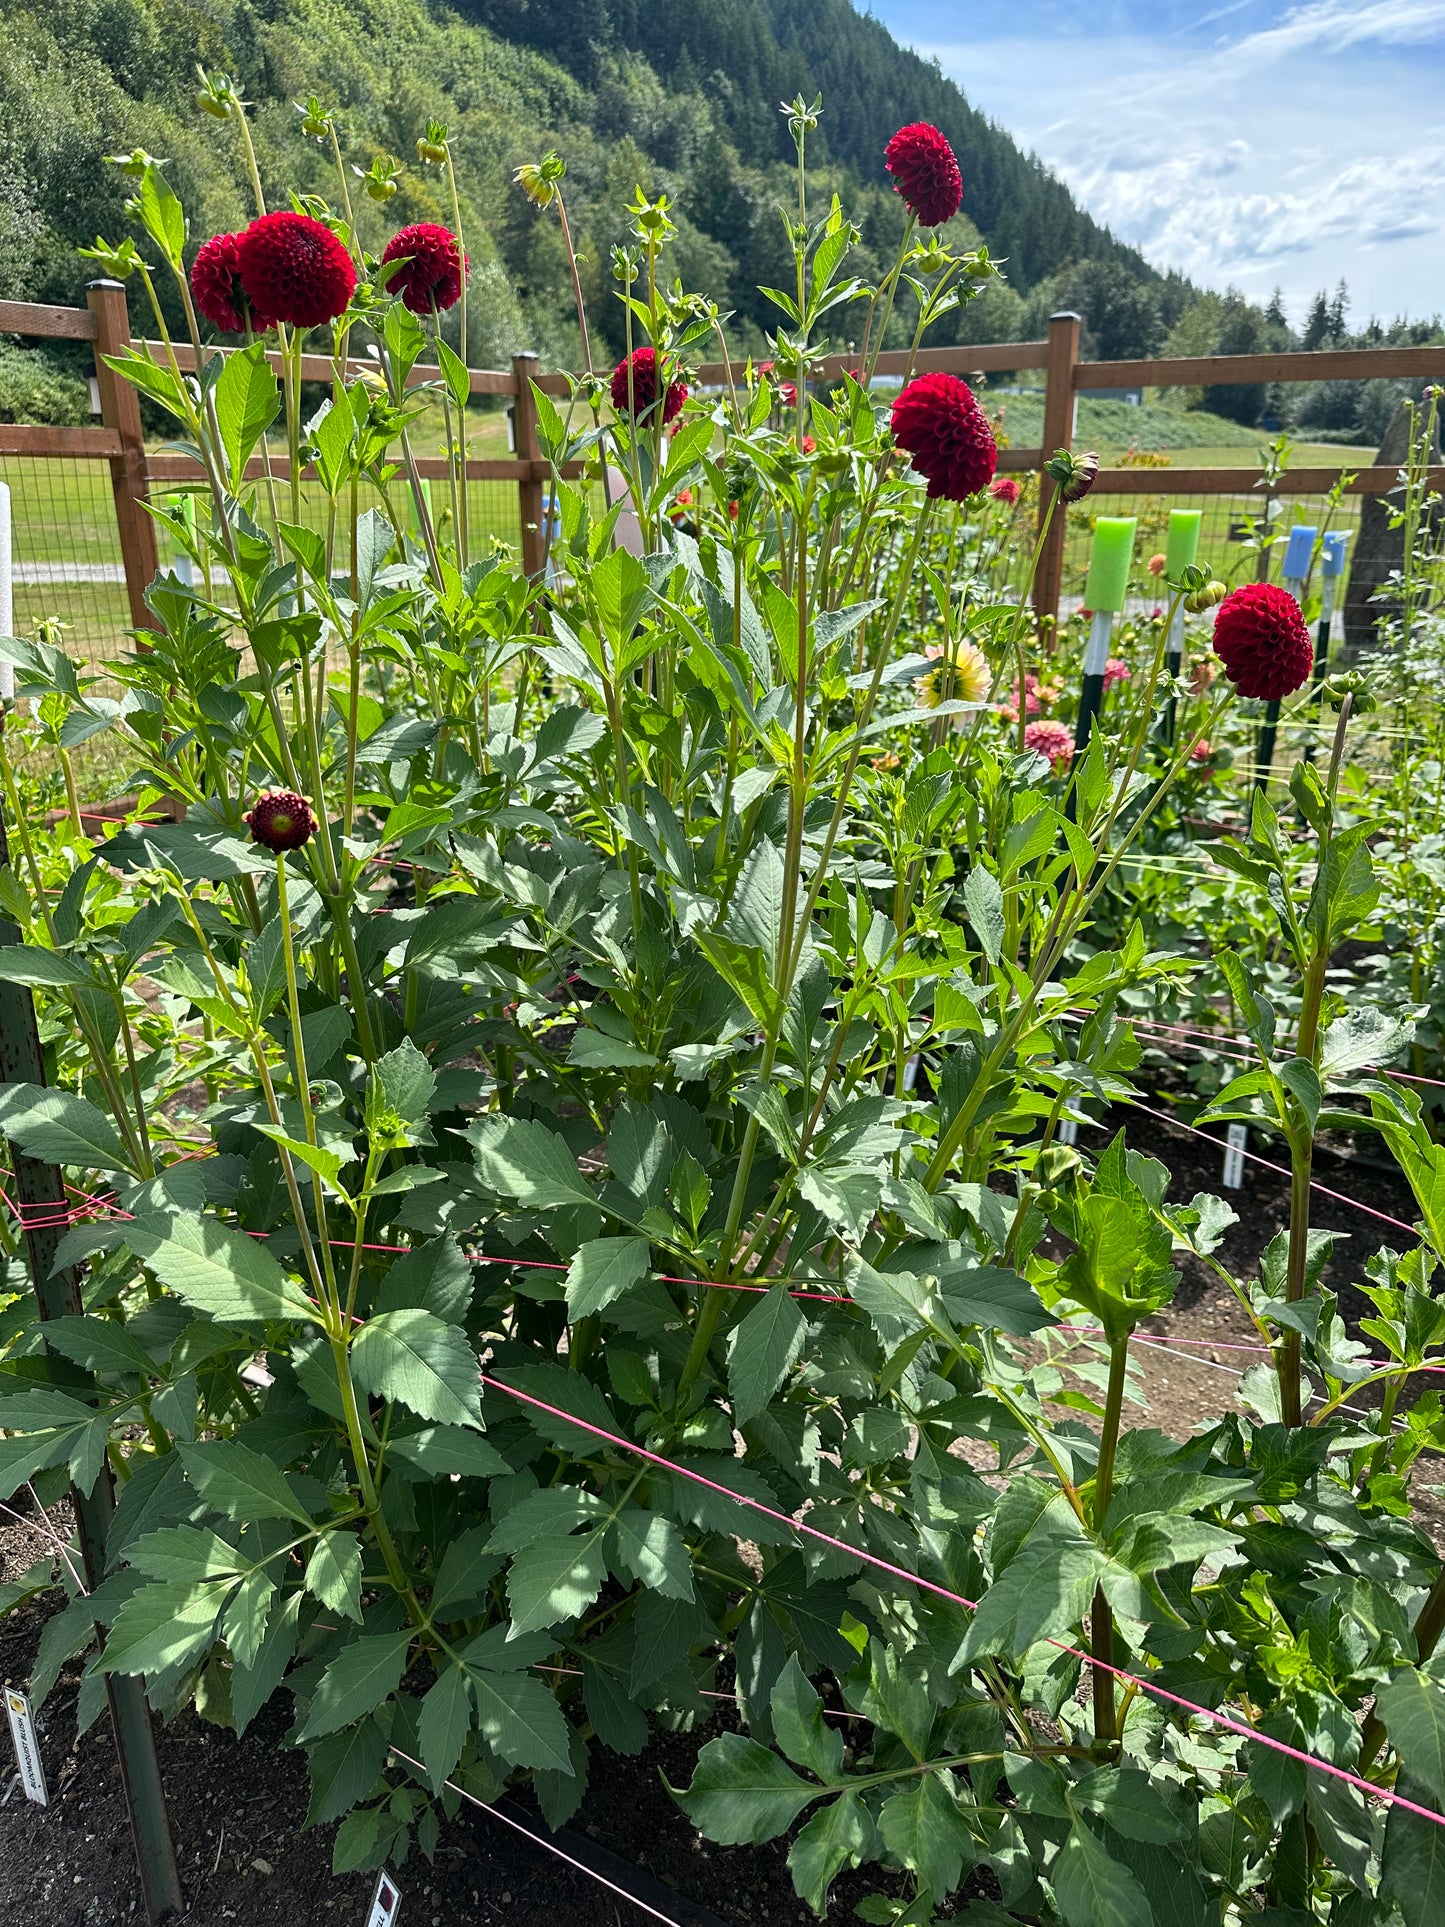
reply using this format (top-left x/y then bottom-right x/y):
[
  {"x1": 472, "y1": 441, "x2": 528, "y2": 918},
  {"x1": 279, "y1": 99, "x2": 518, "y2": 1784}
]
[{"x1": 3, "y1": 89, "x2": 1436, "y2": 1927}]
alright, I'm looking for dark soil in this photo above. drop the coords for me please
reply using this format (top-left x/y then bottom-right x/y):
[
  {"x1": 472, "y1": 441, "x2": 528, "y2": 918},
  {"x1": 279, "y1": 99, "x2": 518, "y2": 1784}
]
[{"x1": 1, "y1": 1089, "x2": 1438, "y2": 1925}]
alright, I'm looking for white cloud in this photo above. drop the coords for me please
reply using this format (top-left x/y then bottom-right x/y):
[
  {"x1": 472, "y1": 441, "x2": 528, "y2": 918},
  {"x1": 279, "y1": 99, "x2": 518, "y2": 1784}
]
[{"x1": 874, "y1": 3, "x2": 1445, "y2": 318}]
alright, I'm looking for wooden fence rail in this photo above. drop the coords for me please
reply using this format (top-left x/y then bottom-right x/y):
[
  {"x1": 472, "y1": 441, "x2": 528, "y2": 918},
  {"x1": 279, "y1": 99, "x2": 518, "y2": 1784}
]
[{"x1": 3, "y1": 288, "x2": 1443, "y2": 636}]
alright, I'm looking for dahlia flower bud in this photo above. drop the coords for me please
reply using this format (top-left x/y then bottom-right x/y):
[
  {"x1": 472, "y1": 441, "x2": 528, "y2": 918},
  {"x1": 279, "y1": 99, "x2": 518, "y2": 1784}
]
[
  {"x1": 890, "y1": 373, "x2": 997, "y2": 501},
  {"x1": 1179, "y1": 563, "x2": 1210, "y2": 594},
  {"x1": 516, "y1": 152, "x2": 567, "y2": 208},
  {"x1": 1147, "y1": 552, "x2": 1167, "y2": 577},
  {"x1": 1024, "y1": 718, "x2": 1074, "y2": 773},
  {"x1": 244, "y1": 791, "x2": 316, "y2": 853},
  {"x1": 417, "y1": 119, "x2": 450, "y2": 166},
  {"x1": 298, "y1": 96, "x2": 335, "y2": 141},
  {"x1": 1212, "y1": 582, "x2": 1313, "y2": 701},
  {"x1": 195, "y1": 68, "x2": 239, "y2": 121},
  {"x1": 884, "y1": 123, "x2": 963, "y2": 228},
  {"x1": 1045, "y1": 449, "x2": 1100, "y2": 505},
  {"x1": 1187, "y1": 579, "x2": 1228, "y2": 614},
  {"x1": 236, "y1": 211, "x2": 357, "y2": 329}
]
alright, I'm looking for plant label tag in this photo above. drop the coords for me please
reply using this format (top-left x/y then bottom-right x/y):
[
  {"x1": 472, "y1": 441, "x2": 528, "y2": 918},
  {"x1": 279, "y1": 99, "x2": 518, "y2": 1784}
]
[
  {"x1": 364, "y1": 1871, "x2": 402, "y2": 1927},
  {"x1": 4, "y1": 1688, "x2": 48, "y2": 1807},
  {"x1": 1056, "y1": 1117, "x2": 1078, "y2": 1146},
  {"x1": 1222, "y1": 1123, "x2": 1248, "y2": 1190}
]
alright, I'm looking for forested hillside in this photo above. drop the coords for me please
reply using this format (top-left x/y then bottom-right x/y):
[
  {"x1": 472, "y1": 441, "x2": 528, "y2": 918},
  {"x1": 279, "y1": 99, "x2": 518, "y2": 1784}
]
[
  {"x1": 1, "y1": 0, "x2": 1436, "y2": 434},
  {"x1": 2, "y1": 0, "x2": 1178, "y2": 365}
]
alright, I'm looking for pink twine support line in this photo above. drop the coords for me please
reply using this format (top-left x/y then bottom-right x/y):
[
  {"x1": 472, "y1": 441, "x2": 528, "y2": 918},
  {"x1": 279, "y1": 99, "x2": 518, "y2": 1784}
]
[
  {"x1": 385, "y1": 1745, "x2": 694, "y2": 1927},
  {"x1": 480, "y1": 1371, "x2": 1445, "y2": 1831}
]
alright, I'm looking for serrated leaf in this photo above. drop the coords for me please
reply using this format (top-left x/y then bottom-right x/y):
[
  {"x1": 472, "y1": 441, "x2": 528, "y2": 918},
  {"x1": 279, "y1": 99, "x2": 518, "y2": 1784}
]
[
  {"x1": 386, "y1": 1426, "x2": 508, "y2": 1481},
  {"x1": 789, "y1": 1791, "x2": 873, "y2": 1913},
  {"x1": 609, "y1": 1507, "x2": 694, "y2": 1600},
  {"x1": 297, "y1": 1629, "x2": 413, "y2": 1740},
  {"x1": 1382, "y1": 1772, "x2": 1445, "y2": 1927},
  {"x1": 0, "y1": 1081, "x2": 136, "y2": 1175},
  {"x1": 1378, "y1": 1669, "x2": 1445, "y2": 1808},
  {"x1": 305, "y1": 1530, "x2": 363, "y2": 1622},
  {"x1": 232, "y1": 1591, "x2": 301, "y2": 1736},
  {"x1": 178, "y1": 1439, "x2": 313, "y2": 1527},
  {"x1": 418, "y1": 1661, "x2": 473, "y2": 1789},
  {"x1": 728, "y1": 1285, "x2": 807, "y2": 1424},
  {"x1": 305, "y1": 1715, "x2": 389, "y2": 1827},
  {"x1": 505, "y1": 1530, "x2": 608, "y2": 1634},
  {"x1": 565, "y1": 1237, "x2": 651, "y2": 1318},
  {"x1": 97, "y1": 1578, "x2": 233, "y2": 1675},
  {"x1": 221, "y1": 1569, "x2": 276, "y2": 1671},
  {"x1": 349, "y1": 1308, "x2": 481, "y2": 1429},
  {"x1": 468, "y1": 1668, "x2": 573, "y2": 1774},
  {"x1": 769, "y1": 1655, "x2": 844, "y2": 1781},
  {"x1": 670, "y1": 1732, "x2": 817, "y2": 1844},
  {"x1": 1052, "y1": 1819, "x2": 1153, "y2": 1927},
  {"x1": 963, "y1": 866, "x2": 1005, "y2": 965},
  {"x1": 127, "y1": 1525, "x2": 242, "y2": 1584},
  {"x1": 469, "y1": 1116, "x2": 594, "y2": 1209},
  {"x1": 878, "y1": 1772, "x2": 974, "y2": 1900},
  {"x1": 959, "y1": 1539, "x2": 1105, "y2": 1663},
  {"x1": 126, "y1": 1214, "x2": 318, "y2": 1324}
]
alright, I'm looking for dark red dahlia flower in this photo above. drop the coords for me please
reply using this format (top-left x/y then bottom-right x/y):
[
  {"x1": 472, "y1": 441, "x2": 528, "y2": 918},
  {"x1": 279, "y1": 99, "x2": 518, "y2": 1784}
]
[
  {"x1": 989, "y1": 475, "x2": 1021, "y2": 506},
  {"x1": 244, "y1": 790, "x2": 316, "y2": 853},
  {"x1": 890, "y1": 372, "x2": 997, "y2": 501},
  {"x1": 884, "y1": 122, "x2": 963, "y2": 228},
  {"x1": 191, "y1": 232, "x2": 273, "y2": 334},
  {"x1": 610, "y1": 347, "x2": 687, "y2": 424},
  {"x1": 236, "y1": 211, "x2": 357, "y2": 331},
  {"x1": 379, "y1": 222, "x2": 466, "y2": 315},
  {"x1": 1212, "y1": 582, "x2": 1313, "y2": 701}
]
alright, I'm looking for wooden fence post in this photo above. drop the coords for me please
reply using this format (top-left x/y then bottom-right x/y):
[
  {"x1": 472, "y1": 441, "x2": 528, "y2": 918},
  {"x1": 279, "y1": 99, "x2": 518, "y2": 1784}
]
[
  {"x1": 1034, "y1": 310, "x2": 1081, "y2": 641},
  {"x1": 511, "y1": 351, "x2": 546, "y2": 580},
  {"x1": 86, "y1": 279, "x2": 160, "y2": 633}
]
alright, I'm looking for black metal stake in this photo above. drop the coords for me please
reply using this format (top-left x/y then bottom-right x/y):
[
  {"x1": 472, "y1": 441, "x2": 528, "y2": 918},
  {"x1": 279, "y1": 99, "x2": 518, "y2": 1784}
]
[
  {"x1": 1254, "y1": 698, "x2": 1281, "y2": 794},
  {"x1": 0, "y1": 796, "x2": 184, "y2": 1923}
]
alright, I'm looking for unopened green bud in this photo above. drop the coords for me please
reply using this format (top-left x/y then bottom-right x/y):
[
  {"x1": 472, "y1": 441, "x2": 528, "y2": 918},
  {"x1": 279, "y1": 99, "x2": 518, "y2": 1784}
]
[
  {"x1": 1044, "y1": 448, "x2": 1099, "y2": 504},
  {"x1": 1179, "y1": 562, "x2": 1209, "y2": 593},
  {"x1": 1186, "y1": 579, "x2": 1228, "y2": 613}
]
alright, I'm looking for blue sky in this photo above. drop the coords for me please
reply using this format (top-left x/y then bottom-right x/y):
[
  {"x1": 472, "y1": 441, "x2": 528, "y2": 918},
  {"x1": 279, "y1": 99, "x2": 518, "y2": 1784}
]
[{"x1": 866, "y1": 1, "x2": 1444, "y2": 327}]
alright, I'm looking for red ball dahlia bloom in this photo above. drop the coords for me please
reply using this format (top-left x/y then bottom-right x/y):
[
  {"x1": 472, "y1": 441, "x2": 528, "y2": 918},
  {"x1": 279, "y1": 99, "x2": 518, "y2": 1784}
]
[
  {"x1": 379, "y1": 222, "x2": 466, "y2": 314},
  {"x1": 989, "y1": 476, "x2": 1020, "y2": 506},
  {"x1": 610, "y1": 347, "x2": 687, "y2": 423},
  {"x1": 1212, "y1": 582, "x2": 1313, "y2": 700},
  {"x1": 236, "y1": 211, "x2": 357, "y2": 330},
  {"x1": 890, "y1": 372, "x2": 997, "y2": 501},
  {"x1": 1024, "y1": 718, "x2": 1074, "y2": 773},
  {"x1": 244, "y1": 790, "x2": 316, "y2": 853},
  {"x1": 191, "y1": 232, "x2": 273, "y2": 333},
  {"x1": 884, "y1": 123, "x2": 963, "y2": 227}
]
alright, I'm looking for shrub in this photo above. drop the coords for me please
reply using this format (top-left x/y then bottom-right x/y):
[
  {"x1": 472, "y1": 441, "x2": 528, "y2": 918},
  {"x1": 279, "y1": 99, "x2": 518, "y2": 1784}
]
[{"x1": 0, "y1": 338, "x2": 91, "y2": 425}]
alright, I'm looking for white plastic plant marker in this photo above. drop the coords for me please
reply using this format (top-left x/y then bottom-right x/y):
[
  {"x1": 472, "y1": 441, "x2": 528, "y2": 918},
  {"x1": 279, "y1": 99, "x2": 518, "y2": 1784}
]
[
  {"x1": 1056, "y1": 1117, "x2": 1079, "y2": 1146},
  {"x1": 0, "y1": 481, "x2": 13, "y2": 701},
  {"x1": 1222, "y1": 1123, "x2": 1248, "y2": 1190},
  {"x1": 5, "y1": 1686, "x2": 48, "y2": 1806},
  {"x1": 364, "y1": 1870, "x2": 402, "y2": 1926}
]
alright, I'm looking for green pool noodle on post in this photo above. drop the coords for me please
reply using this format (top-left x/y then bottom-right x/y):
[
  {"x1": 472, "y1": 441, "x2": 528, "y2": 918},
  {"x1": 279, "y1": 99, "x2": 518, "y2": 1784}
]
[
  {"x1": 1084, "y1": 517, "x2": 1136, "y2": 613},
  {"x1": 1164, "y1": 509, "x2": 1202, "y2": 578}
]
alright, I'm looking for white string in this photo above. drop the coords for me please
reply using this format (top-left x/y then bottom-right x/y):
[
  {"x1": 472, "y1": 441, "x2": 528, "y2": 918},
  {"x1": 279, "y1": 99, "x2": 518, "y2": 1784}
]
[{"x1": 385, "y1": 1745, "x2": 698, "y2": 1927}]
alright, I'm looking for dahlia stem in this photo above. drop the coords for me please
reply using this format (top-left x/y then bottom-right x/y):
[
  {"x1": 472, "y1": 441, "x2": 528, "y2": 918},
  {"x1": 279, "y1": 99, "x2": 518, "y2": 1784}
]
[{"x1": 442, "y1": 146, "x2": 470, "y2": 568}]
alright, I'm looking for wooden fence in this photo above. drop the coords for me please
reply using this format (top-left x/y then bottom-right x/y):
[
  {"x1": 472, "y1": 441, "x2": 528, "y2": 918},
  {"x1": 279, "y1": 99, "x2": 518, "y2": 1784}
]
[{"x1": 3, "y1": 285, "x2": 1443, "y2": 643}]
